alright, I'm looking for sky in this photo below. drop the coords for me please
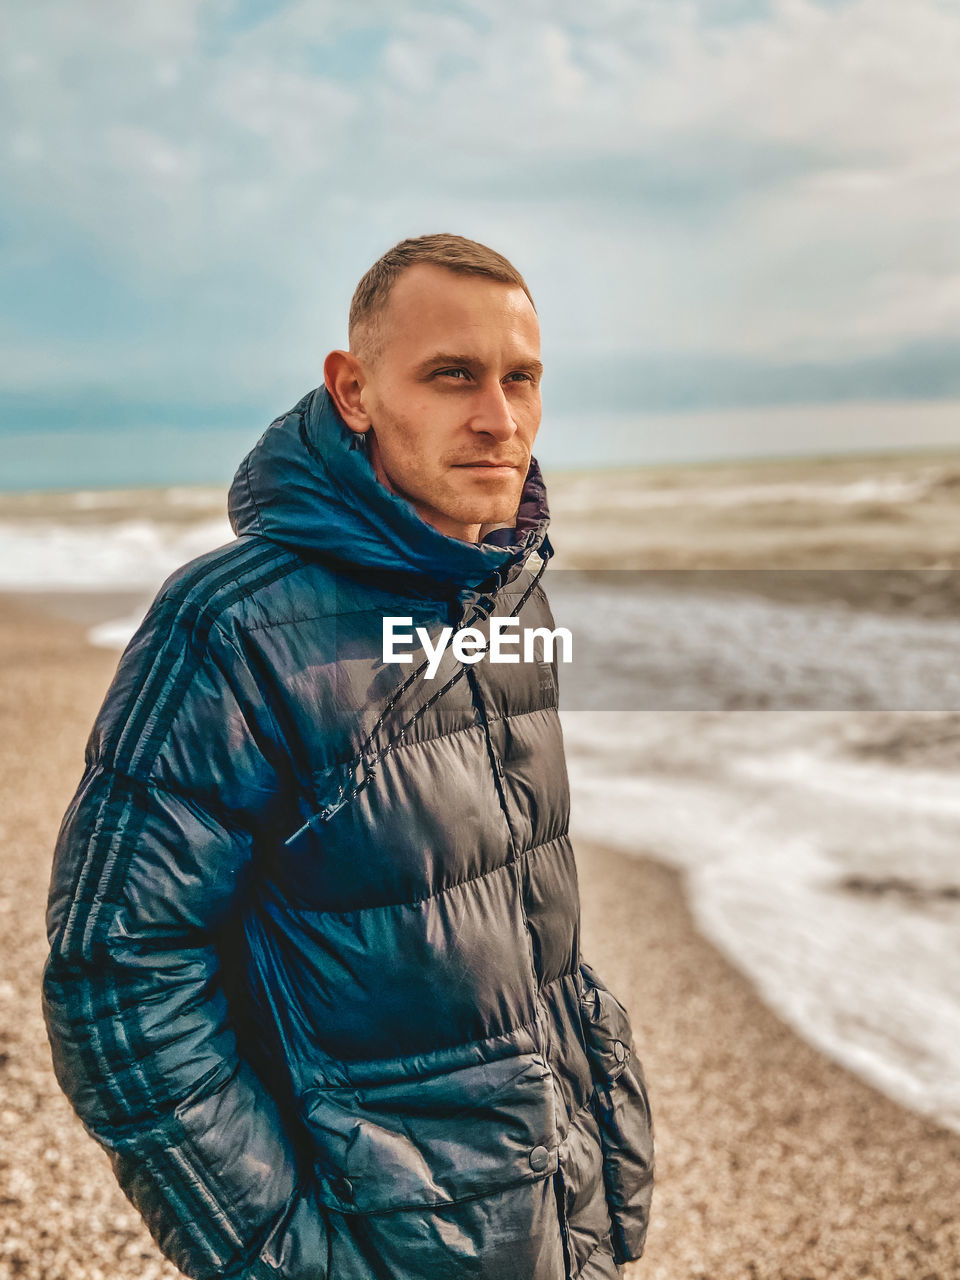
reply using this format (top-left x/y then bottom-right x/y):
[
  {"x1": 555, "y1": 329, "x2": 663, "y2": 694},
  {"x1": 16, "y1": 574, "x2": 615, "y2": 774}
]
[{"x1": 3, "y1": 0, "x2": 960, "y2": 485}]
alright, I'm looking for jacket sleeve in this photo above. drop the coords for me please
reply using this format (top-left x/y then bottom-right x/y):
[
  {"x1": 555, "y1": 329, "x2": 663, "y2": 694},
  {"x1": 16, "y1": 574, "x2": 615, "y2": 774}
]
[
  {"x1": 578, "y1": 959, "x2": 655, "y2": 1266},
  {"x1": 41, "y1": 589, "x2": 326, "y2": 1280}
]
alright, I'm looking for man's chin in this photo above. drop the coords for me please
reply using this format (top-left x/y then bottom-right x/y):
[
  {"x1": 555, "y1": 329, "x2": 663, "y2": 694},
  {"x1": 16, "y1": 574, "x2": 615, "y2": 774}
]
[
  {"x1": 445, "y1": 481, "x2": 524, "y2": 527},
  {"x1": 449, "y1": 502, "x2": 519, "y2": 530}
]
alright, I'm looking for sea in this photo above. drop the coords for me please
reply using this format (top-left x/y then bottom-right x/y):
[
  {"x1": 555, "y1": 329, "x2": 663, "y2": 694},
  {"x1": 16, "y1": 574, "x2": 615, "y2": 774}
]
[{"x1": 2, "y1": 473, "x2": 960, "y2": 1136}]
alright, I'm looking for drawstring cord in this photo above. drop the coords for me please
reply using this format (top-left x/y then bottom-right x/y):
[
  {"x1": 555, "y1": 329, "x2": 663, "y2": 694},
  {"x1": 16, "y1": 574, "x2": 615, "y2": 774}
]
[{"x1": 283, "y1": 552, "x2": 550, "y2": 847}]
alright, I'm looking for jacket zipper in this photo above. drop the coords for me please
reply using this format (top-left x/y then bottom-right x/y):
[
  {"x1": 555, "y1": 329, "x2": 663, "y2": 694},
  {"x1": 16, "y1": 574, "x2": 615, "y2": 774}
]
[
  {"x1": 460, "y1": 592, "x2": 567, "y2": 1269},
  {"x1": 553, "y1": 1163, "x2": 573, "y2": 1278}
]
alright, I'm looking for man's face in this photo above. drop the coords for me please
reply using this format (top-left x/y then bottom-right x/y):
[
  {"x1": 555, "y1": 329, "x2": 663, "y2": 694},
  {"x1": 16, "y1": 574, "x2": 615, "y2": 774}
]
[{"x1": 354, "y1": 263, "x2": 543, "y2": 543}]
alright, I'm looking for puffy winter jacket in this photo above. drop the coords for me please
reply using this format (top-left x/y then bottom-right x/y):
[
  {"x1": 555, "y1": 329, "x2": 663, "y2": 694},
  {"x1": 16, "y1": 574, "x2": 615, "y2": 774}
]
[{"x1": 42, "y1": 385, "x2": 654, "y2": 1279}]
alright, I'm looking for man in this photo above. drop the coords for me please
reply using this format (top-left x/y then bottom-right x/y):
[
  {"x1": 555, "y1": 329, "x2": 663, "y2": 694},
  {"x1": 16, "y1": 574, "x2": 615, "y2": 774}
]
[{"x1": 42, "y1": 234, "x2": 654, "y2": 1279}]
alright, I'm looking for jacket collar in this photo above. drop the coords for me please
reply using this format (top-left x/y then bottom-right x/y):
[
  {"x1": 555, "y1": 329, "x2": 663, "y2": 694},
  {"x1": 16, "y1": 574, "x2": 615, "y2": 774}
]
[{"x1": 228, "y1": 384, "x2": 553, "y2": 597}]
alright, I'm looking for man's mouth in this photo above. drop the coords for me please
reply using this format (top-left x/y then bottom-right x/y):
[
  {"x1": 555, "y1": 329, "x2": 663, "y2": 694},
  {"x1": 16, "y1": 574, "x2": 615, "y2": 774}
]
[{"x1": 453, "y1": 461, "x2": 522, "y2": 470}]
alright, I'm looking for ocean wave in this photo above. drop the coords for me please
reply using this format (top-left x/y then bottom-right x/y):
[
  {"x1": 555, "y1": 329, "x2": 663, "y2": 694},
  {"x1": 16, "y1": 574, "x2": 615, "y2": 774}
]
[
  {"x1": 0, "y1": 515, "x2": 232, "y2": 590},
  {"x1": 563, "y1": 707, "x2": 960, "y2": 1135}
]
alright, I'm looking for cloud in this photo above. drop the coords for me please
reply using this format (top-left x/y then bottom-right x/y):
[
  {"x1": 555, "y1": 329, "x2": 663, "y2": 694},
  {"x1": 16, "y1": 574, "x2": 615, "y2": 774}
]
[{"x1": 2, "y1": 0, "x2": 959, "y2": 420}]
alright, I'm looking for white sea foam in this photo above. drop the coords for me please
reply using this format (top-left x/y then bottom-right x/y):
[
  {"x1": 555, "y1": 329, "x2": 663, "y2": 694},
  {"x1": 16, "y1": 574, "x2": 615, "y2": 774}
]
[
  {"x1": 562, "y1": 704, "x2": 960, "y2": 1134},
  {"x1": 0, "y1": 515, "x2": 233, "y2": 590},
  {"x1": 87, "y1": 614, "x2": 150, "y2": 649}
]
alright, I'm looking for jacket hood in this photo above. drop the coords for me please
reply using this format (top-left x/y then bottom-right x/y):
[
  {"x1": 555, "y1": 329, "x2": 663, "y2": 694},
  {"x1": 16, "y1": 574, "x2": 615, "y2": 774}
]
[{"x1": 228, "y1": 385, "x2": 553, "y2": 597}]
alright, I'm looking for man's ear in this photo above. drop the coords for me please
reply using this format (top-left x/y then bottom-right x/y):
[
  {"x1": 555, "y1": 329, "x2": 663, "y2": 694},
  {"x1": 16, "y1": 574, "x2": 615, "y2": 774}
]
[{"x1": 324, "y1": 350, "x2": 371, "y2": 434}]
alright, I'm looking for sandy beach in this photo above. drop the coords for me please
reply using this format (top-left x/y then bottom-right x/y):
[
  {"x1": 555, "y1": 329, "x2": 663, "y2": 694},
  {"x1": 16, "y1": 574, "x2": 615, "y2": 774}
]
[{"x1": 3, "y1": 577, "x2": 960, "y2": 1278}]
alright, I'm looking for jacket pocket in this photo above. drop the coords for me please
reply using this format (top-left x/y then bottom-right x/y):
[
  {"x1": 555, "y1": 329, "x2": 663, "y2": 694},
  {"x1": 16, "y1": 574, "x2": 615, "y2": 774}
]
[
  {"x1": 299, "y1": 1045, "x2": 558, "y2": 1216},
  {"x1": 578, "y1": 962, "x2": 633, "y2": 1087},
  {"x1": 578, "y1": 961, "x2": 655, "y2": 1266}
]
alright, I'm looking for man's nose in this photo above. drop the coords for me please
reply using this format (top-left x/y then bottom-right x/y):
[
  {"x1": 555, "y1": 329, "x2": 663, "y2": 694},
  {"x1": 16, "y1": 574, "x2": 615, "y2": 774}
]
[{"x1": 470, "y1": 380, "x2": 518, "y2": 440}]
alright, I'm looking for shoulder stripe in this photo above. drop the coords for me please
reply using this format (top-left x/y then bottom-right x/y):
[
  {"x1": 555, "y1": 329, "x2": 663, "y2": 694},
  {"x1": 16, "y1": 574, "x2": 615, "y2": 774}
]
[
  {"x1": 112, "y1": 540, "x2": 294, "y2": 774},
  {"x1": 61, "y1": 545, "x2": 299, "y2": 959},
  {"x1": 93, "y1": 551, "x2": 302, "y2": 937}
]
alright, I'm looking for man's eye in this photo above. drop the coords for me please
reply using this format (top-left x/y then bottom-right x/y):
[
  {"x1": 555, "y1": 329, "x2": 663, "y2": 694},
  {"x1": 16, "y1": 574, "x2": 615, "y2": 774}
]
[
  {"x1": 437, "y1": 368, "x2": 469, "y2": 380},
  {"x1": 506, "y1": 372, "x2": 534, "y2": 383}
]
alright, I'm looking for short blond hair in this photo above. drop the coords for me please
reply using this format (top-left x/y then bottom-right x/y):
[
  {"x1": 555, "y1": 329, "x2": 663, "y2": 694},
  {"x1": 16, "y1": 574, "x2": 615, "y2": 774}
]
[{"x1": 348, "y1": 233, "x2": 535, "y2": 363}]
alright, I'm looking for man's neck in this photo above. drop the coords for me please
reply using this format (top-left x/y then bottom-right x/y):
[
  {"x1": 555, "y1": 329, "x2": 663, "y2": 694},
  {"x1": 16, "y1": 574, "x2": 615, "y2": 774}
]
[{"x1": 477, "y1": 520, "x2": 515, "y2": 543}]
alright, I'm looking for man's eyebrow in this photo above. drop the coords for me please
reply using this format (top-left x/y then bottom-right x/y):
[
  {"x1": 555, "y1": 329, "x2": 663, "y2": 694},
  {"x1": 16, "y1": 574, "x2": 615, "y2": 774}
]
[{"x1": 415, "y1": 352, "x2": 544, "y2": 378}]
